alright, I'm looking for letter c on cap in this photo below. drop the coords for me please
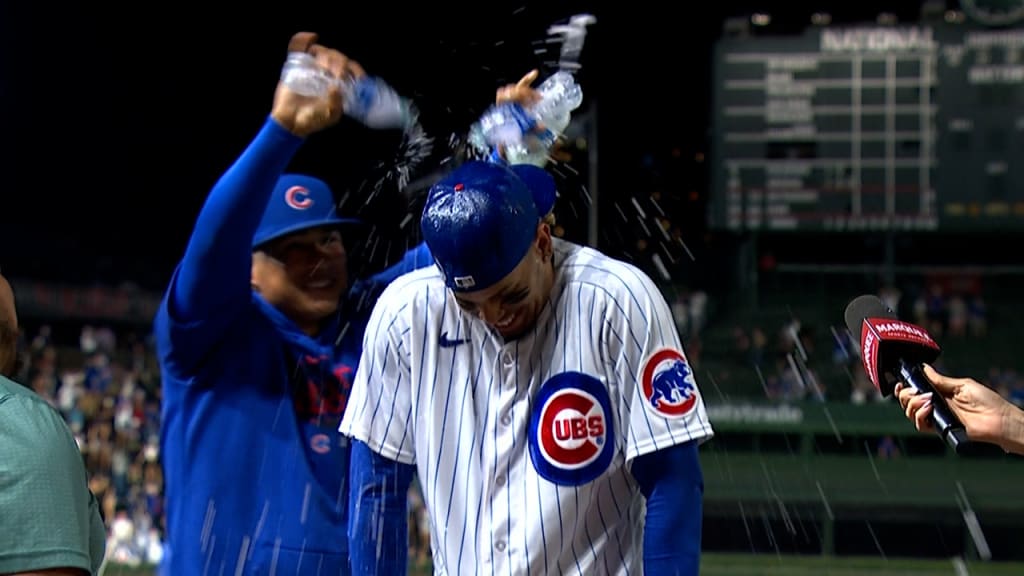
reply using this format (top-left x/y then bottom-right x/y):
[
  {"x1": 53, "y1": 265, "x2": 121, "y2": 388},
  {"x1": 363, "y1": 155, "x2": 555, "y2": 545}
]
[{"x1": 285, "y1": 186, "x2": 313, "y2": 210}]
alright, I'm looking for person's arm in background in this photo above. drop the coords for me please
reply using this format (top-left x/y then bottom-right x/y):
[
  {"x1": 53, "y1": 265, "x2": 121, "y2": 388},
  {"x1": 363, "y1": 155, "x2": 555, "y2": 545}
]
[
  {"x1": 156, "y1": 32, "x2": 350, "y2": 371},
  {"x1": 899, "y1": 364, "x2": 1024, "y2": 455}
]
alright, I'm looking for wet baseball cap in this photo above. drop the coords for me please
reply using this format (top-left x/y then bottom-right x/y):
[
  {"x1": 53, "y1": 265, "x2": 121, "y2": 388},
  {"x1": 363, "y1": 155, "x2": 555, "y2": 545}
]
[
  {"x1": 420, "y1": 160, "x2": 555, "y2": 293},
  {"x1": 252, "y1": 174, "x2": 361, "y2": 248},
  {"x1": 509, "y1": 163, "x2": 556, "y2": 217}
]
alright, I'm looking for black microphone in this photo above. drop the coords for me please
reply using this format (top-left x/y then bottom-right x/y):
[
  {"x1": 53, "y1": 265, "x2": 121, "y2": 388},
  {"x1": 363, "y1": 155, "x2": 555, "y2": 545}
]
[{"x1": 844, "y1": 294, "x2": 970, "y2": 454}]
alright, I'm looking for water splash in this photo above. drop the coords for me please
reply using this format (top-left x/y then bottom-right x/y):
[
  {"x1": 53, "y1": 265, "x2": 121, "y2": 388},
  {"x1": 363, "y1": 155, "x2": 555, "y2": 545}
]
[
  {"x1": 957, "y1": 482, "x2": 992, "y2": 561},
  {"x1": 816, "y1": 481, "x2": 834, "y2": 521},
  {"x1": 737, "y1": 501, "x2": 757, "y2": 553},
  {"x1": 384, "y1": 112, "x2": 435, "y2": 192},
  {"x1": 547, "y1": 14, "x2": 597, "y2": 71},
  {"x1": 865, "y1": 520, "x2": 887, "y2": 559}
]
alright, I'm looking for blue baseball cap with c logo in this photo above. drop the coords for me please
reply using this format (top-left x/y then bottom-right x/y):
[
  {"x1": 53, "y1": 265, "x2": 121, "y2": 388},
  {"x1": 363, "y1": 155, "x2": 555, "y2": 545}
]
[
  {"x1": 252, "y1": 174, "x2": 361, "y2": 248},
  {"x1": 420, "y1": 161, "x2": 555, "y2": 293}
]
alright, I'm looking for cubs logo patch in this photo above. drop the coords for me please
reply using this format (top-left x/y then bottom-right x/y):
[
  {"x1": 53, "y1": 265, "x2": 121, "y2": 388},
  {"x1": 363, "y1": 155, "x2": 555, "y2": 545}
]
[
  {"x1": 641, "y1": 348, "x2": 699, "y2": 418},
  {"x1": 529, "y1": 372, "x2": 614, "y2": 486}
]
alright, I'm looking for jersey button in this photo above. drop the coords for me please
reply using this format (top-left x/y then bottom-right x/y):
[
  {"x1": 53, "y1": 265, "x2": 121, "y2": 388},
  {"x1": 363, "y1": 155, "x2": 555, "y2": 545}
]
[
  {"x1": 496, "y1": 475, "x2": 506, "y2": 486},
  {"x1": 500, "y1": 414, "x2": 512, "y2": 426},
  {"x1": 495, "y1": 541, "x2": 506, "y2": 552},
  {"x1": 502, "y1": 352, "x2": 514, "y2": 366}
]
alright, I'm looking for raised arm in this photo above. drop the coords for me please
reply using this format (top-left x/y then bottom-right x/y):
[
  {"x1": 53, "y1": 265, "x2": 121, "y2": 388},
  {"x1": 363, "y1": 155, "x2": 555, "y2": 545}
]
[
  {"x1": 156, "y1": 32, "x2": 357, "y2": 369},
  {"x1": 169, "y1": 118, "x2": 303, "y2": 323}
]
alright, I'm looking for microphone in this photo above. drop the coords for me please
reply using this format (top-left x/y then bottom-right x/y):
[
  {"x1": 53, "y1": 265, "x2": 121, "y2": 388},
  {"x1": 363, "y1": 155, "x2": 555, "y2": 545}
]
[{"x1": 844, "y1": 294, "x2": 970, "y2": 454}]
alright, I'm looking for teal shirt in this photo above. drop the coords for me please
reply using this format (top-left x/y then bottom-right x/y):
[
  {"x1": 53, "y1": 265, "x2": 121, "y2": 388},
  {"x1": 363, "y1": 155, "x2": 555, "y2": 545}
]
[{"x1": 0, "y1": 375, "x2": 105, "y2": 575}]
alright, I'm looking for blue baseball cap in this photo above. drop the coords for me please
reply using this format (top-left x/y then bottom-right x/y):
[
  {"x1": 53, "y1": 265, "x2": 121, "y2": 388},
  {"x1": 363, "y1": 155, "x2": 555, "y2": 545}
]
[
  {"x1": 420, "y1": 161, "x2": 555, "y2": 293},
  {"x1": 252, "y1": 174, "x2": 361, "y2": 248},
  {"x1": 509, "y1": 163, "x2": 556, "y2": 217}
]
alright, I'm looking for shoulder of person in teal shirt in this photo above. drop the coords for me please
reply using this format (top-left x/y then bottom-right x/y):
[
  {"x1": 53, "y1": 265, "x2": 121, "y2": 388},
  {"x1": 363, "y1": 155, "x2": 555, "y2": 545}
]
[{"x1": 0, "y1": 374, "x2": 106, "y2": 576}]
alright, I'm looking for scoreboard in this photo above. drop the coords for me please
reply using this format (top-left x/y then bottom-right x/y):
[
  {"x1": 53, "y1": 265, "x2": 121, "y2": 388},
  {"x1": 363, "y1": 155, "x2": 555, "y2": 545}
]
[{"x1": 710, "y1": 23, "x2": 1024, "y2": 232}]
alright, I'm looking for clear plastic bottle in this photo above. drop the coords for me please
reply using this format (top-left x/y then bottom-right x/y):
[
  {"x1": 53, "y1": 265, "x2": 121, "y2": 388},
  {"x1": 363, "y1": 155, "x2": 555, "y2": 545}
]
[
  {"x1": 531, "y1": 71, "x2": 583, "y2": 138},
  {"x1": 280, "y1": 52, "x2": 332, "y2": 97},
  {"x1": 279, "y1": 52, "x2": 414, "y2": 130},
  {"x1": 468, "y1": 70, "x2": 584, "y2": 166}
]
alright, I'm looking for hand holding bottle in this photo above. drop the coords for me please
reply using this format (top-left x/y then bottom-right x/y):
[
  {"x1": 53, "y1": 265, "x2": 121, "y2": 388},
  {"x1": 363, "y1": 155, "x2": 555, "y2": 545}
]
[
  {"x1": 469, "y1": 69, "x2": 583, "y2": 167},
  {"x1": 271, "y1": 32, "x2": 353, "y2": 138},
  {"x1": 279, "y1": 39, "x2": 415, "y2": 131},
  {"x1": 496, "y1": 70, "x2": 543, "y2": 113}
]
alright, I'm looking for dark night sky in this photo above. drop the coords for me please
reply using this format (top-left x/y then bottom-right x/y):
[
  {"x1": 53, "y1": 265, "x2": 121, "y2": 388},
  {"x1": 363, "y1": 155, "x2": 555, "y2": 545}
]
[{"x1": 0, "y1": 1, "x2": 952, "y2": 290}]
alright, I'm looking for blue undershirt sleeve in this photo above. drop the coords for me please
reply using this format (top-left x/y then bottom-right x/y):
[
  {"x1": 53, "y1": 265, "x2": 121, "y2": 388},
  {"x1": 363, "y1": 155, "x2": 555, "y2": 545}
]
[
  {"x1": 631, "y1": 441, "x2": 704, "y2": 576},
  {"x1": 348, "y1": 439, "x2": 415, "y2": 576}
]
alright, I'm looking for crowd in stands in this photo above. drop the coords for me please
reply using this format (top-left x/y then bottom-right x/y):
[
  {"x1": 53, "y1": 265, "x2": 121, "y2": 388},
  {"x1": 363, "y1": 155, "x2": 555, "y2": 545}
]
[
  {"x1": 13, "y1": 324, "x2": 165, "y2": 565},
  {"x1": 714, "y1": 278, "x2": 1024, "y2": 408}
]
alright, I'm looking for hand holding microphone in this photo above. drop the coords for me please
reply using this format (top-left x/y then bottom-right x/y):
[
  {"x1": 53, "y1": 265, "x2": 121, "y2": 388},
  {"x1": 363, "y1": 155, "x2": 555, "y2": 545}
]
[
  {"x1": 898, "y1": 365, "x2": 1024, "y2": 456},
  {"x1": 844, "y1": 294, "x2": 971, "y2": 453}
]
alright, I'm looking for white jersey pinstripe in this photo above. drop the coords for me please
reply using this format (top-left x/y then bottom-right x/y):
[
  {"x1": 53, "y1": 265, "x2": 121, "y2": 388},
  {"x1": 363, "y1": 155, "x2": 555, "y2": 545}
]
[{"x1": 340, "y1": 238, "x2": 714, "y2": 575}]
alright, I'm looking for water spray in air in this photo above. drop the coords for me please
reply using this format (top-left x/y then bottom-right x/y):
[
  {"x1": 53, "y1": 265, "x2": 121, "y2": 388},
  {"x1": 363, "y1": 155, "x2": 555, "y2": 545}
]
[
  {"x1": 280, "y1": 52, "x2": 434, "y2": 196},
  {"x1": 467, "y1": 13, "x2": 597, "y2": 167}
]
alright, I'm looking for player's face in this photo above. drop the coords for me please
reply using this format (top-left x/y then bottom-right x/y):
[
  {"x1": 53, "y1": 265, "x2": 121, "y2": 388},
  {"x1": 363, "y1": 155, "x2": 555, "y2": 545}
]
[
  {"x1": 251, "y1": 227, "x2": 348, "y2": 335},
  {"x1": 453, "y1": 223, "x2": 554, "y2": 339}
]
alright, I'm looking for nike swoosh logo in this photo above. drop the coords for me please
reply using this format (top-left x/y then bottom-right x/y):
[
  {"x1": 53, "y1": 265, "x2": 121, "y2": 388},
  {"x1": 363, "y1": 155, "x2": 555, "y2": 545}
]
[{"x1": 439, "y1": 331, "x2": 469, "y2": 348}]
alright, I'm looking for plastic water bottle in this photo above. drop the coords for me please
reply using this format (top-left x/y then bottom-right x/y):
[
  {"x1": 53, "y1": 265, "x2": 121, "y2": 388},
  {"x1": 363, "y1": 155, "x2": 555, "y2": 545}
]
[
  {"x1": 280, "y1": 52, "x2": 415, "y2": 130},
  {"x1": 468, "y1": 70, "x2": 584, "y2": 166},
  {"x1": 280, "y1": 52, "x2": 332, "y2": 97},
  {"x1": 467, "y1": 103, "x2": 538, "y2": 154},
  {"x1": 532, "y1": 70, "x2": 584, "y2": 139}
]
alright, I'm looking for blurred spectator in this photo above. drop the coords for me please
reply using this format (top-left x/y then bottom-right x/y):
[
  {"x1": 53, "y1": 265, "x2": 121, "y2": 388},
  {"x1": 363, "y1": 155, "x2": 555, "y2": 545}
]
[
  {"x1": 968, "y1": 294, "x2": 988, "y2": 337},
  {"x1": 850, "y1": 366, "x2": 883, "y2": 405},
  {"x1": 877, "y1": 435, "x2": 901, "y2": 459},
  {"x1": 750, "y1": 327, "x2": 767, "y2": 368},
  {"x1": 20, "y1": 319, "x2": 166, "y2": 565},
  {"x1": 925, "y1": 283, "x2": 946, "y2": 337},
  {"x1": 947, "y1": 294, "x2": 967, "y2": 338},
  {"x1": 671, "y1": 293, "x2": 689, "y2": 337},
  {"x1": 31, "y1": 323, "x2": 51, "y2": 352},
  {"x1": 879, "y1": 284, "x2": 901, "y2": 315},
  {"x1": 689, "y1": 290, "x2": 708, "y2": 338}
]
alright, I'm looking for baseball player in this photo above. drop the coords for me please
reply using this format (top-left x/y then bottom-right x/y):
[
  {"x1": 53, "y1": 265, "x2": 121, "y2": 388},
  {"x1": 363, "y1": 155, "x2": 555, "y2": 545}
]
[
  {"x1": 154, "y1": 32, "x2": 432, "y2": 576},
  {"x1": 341, "y1": 159, "x2": 714, "y2": 575}
]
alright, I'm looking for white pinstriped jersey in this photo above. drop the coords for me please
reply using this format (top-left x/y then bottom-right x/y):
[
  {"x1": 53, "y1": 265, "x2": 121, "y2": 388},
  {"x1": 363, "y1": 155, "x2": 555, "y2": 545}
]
[{"x1": 340, "y1": 238, "x2": 714, "y2": 575}]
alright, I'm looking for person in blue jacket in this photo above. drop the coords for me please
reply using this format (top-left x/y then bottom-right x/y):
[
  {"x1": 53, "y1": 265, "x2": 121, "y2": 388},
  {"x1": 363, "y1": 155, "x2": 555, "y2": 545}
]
[{"x1": 153, "y1": 31, "x2": 431, "y2": 576}]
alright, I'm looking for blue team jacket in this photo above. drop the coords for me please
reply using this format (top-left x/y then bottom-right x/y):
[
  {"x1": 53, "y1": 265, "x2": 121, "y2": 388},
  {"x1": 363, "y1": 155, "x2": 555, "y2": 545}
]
[{"x1": 154, "y1": 117, "x2": 431, "y2": 576}]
